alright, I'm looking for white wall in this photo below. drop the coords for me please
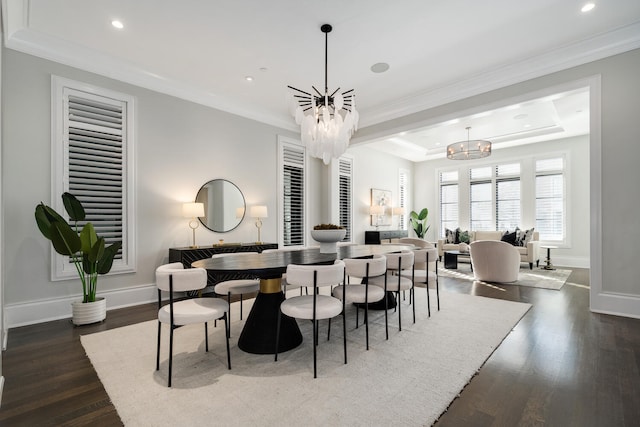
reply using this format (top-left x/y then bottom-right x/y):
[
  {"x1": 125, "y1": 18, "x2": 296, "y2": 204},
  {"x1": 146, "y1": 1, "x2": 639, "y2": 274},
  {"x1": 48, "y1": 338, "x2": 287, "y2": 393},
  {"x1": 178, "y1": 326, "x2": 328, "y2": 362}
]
[
  {"x1": 354, "y1": 48, "x2": 640, "y2": 318},
  {"x1": 1, "y1": 48, "x2": 305, "y2": 326},
  {"x1": 414, "y1": 135, "x2": 590, "y2": 267},
  {"x1": 346, "y1": 145, "x2": 414, "y2": 243}
]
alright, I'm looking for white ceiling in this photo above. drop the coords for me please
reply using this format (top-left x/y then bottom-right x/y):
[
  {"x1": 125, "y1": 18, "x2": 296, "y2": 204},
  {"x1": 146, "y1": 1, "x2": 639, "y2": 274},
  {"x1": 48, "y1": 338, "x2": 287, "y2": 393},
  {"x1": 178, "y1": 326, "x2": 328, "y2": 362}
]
[{"x1": 3, "y1": 1, "x2": 640, "y2": 160}]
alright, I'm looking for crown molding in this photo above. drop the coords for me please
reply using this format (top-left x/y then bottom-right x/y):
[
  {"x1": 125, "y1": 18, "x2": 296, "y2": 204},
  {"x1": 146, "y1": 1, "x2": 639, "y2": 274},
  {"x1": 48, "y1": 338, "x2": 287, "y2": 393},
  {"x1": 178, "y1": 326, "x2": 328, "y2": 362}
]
[
  {"x1": 3, "y1": 9, "x2": 639, "y2": 134},
  {"x1": 359, "y1": 22, "x2": 640, "y2": 128}
]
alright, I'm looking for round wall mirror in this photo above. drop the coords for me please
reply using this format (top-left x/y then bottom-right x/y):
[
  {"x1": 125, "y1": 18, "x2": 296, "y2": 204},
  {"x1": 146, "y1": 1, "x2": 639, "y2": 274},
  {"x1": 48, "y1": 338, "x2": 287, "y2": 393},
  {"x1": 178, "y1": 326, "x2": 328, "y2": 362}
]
[{"x1": 195, "y1": 179, "x2": 245, "y2": 233}]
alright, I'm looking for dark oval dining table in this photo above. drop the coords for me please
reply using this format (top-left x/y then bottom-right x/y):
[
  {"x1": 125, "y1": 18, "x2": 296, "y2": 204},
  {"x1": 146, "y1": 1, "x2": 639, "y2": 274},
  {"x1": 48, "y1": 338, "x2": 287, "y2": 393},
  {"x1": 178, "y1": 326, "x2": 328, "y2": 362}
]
[{"x1": 192, "y1": 244, "x2": 413, "y2": 355}]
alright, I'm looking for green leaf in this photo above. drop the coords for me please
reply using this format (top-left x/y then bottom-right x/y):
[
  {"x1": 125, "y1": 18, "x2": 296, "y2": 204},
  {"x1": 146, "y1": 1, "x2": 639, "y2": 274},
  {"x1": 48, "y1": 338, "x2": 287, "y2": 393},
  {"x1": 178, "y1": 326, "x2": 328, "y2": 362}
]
[
  {"x1": 62, "y1": 192, "x2": 85, "y2": 222},
  {"x1": 418, "y1": 208, "x2": 429, "y2": 220},
  {"x1": 49, "y1": 222, "x2": 82, "y2": 256},
  {"x1": 80, "y1": 223, "x2": 99, "y2": 254},
  {"x1": 97, "y1": 241, "x2": 122, "y2": 274},
  {"x1": 87, "y1": 237, "x2": 105, "y2": 265}
]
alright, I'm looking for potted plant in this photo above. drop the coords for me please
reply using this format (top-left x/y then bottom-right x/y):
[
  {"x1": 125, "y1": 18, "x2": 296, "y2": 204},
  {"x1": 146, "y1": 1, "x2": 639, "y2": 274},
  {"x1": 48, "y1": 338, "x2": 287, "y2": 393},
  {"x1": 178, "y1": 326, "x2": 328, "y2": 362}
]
[
  {"x1": 311, "y1": 223, "x2": 346, "y2": 253},
  {"x1": 409, "y1": 208, "x2": 430, "y2": 239},
  {"x1": 35, "y1": 192, "x2": 122, "y2": 325}
]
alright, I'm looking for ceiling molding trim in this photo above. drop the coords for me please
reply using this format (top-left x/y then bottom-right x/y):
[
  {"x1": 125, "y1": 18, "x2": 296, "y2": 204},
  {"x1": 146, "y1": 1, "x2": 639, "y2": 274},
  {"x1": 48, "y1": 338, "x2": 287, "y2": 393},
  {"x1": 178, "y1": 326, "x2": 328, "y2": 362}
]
[
  {"x1": 4, "y1": 28, "x2": 298, "y2": 132},
  {"x1": 359, "y1": 22, "x2": 640, "y2": 128}
]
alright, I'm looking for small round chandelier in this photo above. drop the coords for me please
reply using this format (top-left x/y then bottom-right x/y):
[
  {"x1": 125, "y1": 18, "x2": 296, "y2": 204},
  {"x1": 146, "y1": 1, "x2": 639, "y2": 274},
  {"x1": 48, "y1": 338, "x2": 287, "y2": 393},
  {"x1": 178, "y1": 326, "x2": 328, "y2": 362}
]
[
  {"x1": 447, "y1": 126, "x2": 492, "y2": 160},
  {"x1": 287, "y1": 24, "x2": 359, "y2": 165}
]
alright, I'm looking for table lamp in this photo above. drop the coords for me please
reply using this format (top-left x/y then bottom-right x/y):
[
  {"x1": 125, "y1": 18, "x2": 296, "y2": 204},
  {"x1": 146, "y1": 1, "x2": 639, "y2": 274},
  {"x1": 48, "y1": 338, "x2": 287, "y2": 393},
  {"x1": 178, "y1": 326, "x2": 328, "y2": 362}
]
[
  {"x1": 250, "y1": 205, "x2": 268, "y2": 243},
  {"x1": 183, "y1": 202, "x2": 205, "y2": 248},
  {"x1": 370, "y1": 205, "x2": 385, "y2": 230}
]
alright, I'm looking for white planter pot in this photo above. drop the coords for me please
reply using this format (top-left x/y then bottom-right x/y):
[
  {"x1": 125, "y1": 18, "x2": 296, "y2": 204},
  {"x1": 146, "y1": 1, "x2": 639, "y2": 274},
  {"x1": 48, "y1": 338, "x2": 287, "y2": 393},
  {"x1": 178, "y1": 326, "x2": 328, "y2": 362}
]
[
  {"x1": 71, "y1": 297, "x2": 106, "y2": 325},
  {"x1": 311, "y1": 229, "x2": 347, "y2": 253}
]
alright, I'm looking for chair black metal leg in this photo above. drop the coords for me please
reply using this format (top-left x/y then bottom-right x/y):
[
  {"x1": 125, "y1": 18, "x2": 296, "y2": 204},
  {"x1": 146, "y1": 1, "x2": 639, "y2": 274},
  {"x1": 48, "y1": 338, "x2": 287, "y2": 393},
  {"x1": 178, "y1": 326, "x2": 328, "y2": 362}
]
[
  {"x1": 364, "y1": 290, "x2": 370, "y2": 350},
  {"x1": 224, "y1": 313, "x2": 231, "y2": 369},
  {"x1": 313, "y1": 320, "x2": 318, "y2": 378},
  {"x1": 384, "y1": 282, "x2": 389, "y2": 340},
  {"x1": 156, "y1": 321, "x2": 161, "y2": 371},
  {"x1": 436, "y1": 278, "x2": 440, "y2": 311},
  {"x1": 327, "y1": 318, "x2": 332, "y2": 341},
  {"x1": 426, "y1": 281, "x2": 431, "y2": 317},
  {"x1": 342, "y1": 308, "x2": 347, "y2": 364},
  {"x1": 412, "y1": 287, "x2": 416, "y2": 324},
  {"x1": 398, "y1": 291, "x2": 402, "y2": 331},
  {"x1": 205, "y1": 322, "x2": 209, "y2": 352},
  {"x1": 168, "y1": 325, "x2": 174, "y2": 387},
  {"x1": 227, "y1": 292, "x2": 232, "y2": 338}
]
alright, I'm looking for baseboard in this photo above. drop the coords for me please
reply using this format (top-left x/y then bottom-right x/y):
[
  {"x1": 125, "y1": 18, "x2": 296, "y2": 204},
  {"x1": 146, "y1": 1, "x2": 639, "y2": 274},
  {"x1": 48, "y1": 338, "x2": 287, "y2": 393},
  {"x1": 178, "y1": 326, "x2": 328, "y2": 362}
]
[
  {"x1": 551, "y1": 255, "x2": 590, "y2": 269},
  {"x1": 591, "y1": 291, "x2": 640, "y2": 319},
  {"x1": 4, "y1": 284, "x2": 157, "y2": 329}
]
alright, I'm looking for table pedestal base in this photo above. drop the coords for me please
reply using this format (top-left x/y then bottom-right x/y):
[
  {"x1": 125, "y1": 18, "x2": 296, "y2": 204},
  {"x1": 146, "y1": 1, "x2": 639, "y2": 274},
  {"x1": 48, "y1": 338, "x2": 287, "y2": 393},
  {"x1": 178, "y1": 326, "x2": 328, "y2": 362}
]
[{"x1": 238, "y1": 291, "x2": 302, "y2": 354}]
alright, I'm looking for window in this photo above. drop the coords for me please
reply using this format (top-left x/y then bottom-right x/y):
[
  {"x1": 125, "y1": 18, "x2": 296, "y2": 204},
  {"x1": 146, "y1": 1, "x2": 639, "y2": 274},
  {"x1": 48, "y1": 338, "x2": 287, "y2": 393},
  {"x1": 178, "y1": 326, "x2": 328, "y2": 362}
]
[
  {"x1": 52, "y1": 76, "x2": 135, "y2": 280},
  {"x1": 338, "y1": 157, "x2": 353, "y2": 241},
  {"x1": 536, "y1": 157, "x2": 565, "y2": 241},
  {"x1": 398, "y1": 169, "x2": 409, "y2": 230},
  {"x1": 278, "y1": 137, "x2": 306, "y2": 247},
  {"x1": 439, "y1": 171, "x2": 458, "y2": 235},
  {"x1": 469, "y1": 163, "x2": 520, "y2": 231}
]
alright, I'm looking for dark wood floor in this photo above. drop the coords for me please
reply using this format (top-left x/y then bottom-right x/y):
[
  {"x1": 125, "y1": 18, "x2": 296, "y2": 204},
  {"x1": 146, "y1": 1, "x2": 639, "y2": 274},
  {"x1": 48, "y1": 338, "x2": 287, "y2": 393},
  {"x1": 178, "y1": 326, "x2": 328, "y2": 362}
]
[{"x1": 2, "y1": 267, "x2": 639, "y2": 426}]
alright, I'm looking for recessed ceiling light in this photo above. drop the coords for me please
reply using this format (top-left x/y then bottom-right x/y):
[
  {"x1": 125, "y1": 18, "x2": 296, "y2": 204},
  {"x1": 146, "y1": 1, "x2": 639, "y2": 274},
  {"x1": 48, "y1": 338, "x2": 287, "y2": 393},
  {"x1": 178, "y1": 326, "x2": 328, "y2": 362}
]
[
  {"x1": 370, "y1": 62, "x2": 390, "y2": 73},
  {"x1": 581, "y1": 3, "x2": 595, "y2": 12},
  {"x1": 245, "y1": 76, "x2": 254, "y2": 82},
  {"x1": 259, "y1": 67, "x2": 268, "y2": 72},
  {"x1": 111, "y1": 20, "x2": 124, "y2": 29},
  {"x1": 524, "y1": 124, "x2": 532, "y2": 128}
]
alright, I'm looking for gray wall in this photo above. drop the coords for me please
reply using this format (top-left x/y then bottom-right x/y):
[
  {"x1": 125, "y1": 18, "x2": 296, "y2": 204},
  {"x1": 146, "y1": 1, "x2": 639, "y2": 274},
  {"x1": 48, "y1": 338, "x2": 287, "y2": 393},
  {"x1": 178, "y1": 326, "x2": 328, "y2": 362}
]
[{"x1": 354, "y1": 48, "x2": 640, "y2": 318}]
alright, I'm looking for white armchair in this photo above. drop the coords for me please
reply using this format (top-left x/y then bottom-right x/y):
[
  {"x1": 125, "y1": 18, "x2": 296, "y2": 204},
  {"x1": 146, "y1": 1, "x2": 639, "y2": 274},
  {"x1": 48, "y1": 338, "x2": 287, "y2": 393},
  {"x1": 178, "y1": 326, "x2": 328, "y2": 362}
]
[{"x1": 469, "y1": 240, "x2": 520, "y2": 283}]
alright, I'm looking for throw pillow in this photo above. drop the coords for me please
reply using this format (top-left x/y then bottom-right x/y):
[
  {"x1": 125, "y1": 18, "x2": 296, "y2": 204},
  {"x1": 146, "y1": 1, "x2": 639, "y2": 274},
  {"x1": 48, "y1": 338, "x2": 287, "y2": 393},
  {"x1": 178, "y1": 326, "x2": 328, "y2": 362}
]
[
  {"x1": 515, "y1": 227, "x2": 535, "y2": 246},
  {"x1": 458, "y1": 230, "x2": 470, "y2": 244},
  {"x1": 501, "y1": 230, "x2": 517, "y2": 245},
  {"x1": 445, "y1": 228, "x2": 456, "y2": 244}
]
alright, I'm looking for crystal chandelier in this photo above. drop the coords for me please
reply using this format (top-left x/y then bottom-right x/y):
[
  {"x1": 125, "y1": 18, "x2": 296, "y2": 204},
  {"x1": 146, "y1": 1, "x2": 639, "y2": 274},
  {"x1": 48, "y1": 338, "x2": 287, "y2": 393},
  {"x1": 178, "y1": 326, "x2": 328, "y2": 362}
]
[
  {"x1": 288, "y1": 24, "x2": 359, "y2": 165},
  {"x1": 447, "y1": 126, "x2": 492, "y2": 160}
]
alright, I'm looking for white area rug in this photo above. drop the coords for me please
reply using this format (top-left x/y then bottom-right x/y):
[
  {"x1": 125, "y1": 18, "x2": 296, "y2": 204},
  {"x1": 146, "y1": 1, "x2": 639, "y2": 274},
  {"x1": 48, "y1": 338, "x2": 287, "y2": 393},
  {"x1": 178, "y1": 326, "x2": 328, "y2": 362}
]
[
  {"x1": 440, "y1": 267, "x2": 572, "y2": 290},
  {"x1": 81, "y1": 289, "x2": 530, "y2": 426}
]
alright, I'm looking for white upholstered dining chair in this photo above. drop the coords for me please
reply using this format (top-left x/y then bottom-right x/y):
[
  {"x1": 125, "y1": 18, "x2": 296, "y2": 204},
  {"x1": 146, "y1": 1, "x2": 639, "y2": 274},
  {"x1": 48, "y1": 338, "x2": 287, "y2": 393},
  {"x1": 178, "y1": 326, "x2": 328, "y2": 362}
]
[
  {"x1": 275, "y1": 260, "x2": 347, "y2": 378},
  {"x1": 211, "y1": 252, "x2": 260, "y2": 335},
  {"x1": 332, "y1": 255, "x2": 387, "y2": 350},
  {"x1": 402, "y1": 247, "x2": 439, "y2": 317},
  {"x1": 155, "y1": 262, "x2": 231, "y2": 387},
  {"x1": 369, "y1": 250, "x2": 415, "y2": 335}
]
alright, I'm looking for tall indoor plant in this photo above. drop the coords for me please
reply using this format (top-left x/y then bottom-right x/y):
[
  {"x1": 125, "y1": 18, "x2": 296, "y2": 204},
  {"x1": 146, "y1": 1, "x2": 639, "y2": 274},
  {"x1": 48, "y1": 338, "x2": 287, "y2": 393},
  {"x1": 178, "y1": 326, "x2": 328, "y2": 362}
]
[
  {"x1": 35, "y1": 192, "x2": 122, "y2": 324},
  {"x1": 409, "y1": 208, "x2": 430, "y2": 239}
]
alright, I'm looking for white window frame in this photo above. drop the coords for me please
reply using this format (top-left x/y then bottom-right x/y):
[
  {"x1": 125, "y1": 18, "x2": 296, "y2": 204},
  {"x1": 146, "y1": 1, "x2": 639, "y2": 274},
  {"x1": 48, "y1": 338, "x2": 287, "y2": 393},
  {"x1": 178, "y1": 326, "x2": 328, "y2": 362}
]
[
  {"x1": 51, "y1": 76, "x2": 136, "y2": 280},
  {"x1": 277, "y1": 135, "x2": 308, "y2": 248},
  {"x1": 535, "y1": 155, "x2": 568, "y2": 245},
  {"x1": 338, "y1": 156, "x2": 354, "y2": 242}
]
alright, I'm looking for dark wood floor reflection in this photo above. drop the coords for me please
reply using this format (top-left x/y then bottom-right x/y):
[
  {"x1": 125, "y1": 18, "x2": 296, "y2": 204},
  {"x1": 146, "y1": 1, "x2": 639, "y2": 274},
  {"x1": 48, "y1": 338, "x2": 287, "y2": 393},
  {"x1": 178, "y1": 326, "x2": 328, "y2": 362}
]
[{"x1": 2, "y1": 268, "x2": 639, "y2": 426}]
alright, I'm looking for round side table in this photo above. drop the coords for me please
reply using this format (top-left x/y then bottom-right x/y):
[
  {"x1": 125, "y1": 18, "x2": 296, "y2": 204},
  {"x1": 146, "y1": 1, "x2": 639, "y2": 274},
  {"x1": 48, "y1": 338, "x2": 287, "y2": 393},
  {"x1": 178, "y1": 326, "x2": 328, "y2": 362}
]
[{"x1": 541, "y1": 245, "x2": 558, "y2": 270}]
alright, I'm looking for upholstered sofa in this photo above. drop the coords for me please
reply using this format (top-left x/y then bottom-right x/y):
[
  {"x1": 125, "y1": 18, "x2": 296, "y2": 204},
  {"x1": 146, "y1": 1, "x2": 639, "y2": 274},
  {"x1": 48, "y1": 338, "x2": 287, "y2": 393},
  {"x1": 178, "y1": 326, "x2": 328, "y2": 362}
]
[{"x1": 437, "y1": 230, "x2": 540, "y2": 269}]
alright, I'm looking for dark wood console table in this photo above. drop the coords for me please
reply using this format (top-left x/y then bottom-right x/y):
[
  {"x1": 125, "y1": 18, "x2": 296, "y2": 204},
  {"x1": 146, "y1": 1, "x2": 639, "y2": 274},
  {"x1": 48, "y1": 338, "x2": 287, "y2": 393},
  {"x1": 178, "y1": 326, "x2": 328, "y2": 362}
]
[
  {"x1": 169, "y1": 243, "x2": 278, "y2": 287},
  {"x1": 365, "y1": 229, "x2": 408, "y2": 244}
]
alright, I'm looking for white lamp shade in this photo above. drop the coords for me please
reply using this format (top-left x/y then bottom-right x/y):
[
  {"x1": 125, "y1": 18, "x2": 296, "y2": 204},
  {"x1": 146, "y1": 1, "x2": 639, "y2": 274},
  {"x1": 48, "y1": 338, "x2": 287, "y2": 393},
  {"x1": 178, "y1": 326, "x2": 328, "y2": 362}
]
[
  {"x1": 183, "y1": 202, "x2": 204, "y2": 218},
  {"x1": 370, "y1": 205, "x2": 385, "y2": 215},
  {"x1": 250, "y1": 205, "x2": 268, "y2": 218}
]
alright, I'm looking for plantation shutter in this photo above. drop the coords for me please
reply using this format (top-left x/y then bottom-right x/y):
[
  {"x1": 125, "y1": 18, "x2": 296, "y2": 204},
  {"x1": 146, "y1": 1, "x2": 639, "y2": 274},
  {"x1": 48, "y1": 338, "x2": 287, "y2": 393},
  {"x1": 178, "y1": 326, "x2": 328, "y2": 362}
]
[
  {"x1": 536, "y1": 157, "x2": 565, "y2": 241},
  {"x1": 52, "y1": 76, "x2": 135, "y2": 280},
  {"x1": 282, "y1": 143, "x2": 305, "y2": 247},
  {"x1": 398, "y1": 170, "x2": 408, "y2": 230},
  {"x1": 66, "y1": 94, "x2": 124, "y2": 253},
  {"x1": 495, "y1": 163, "x2": 521, "y2": 231},
  {"x1": 338, "y1": 157, "x2": 353, "y2": 241},
  {"x1": 439, "y1": 171, "x2": 459, "y2": 236}
]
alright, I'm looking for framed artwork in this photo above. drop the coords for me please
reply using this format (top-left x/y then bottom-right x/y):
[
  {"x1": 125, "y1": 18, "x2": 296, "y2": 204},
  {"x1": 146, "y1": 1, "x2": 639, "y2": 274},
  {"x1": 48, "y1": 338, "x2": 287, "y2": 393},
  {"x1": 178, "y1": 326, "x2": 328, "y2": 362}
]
[{"x1": 371, "y1": 188, "x2": 392, "y2": 226}]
